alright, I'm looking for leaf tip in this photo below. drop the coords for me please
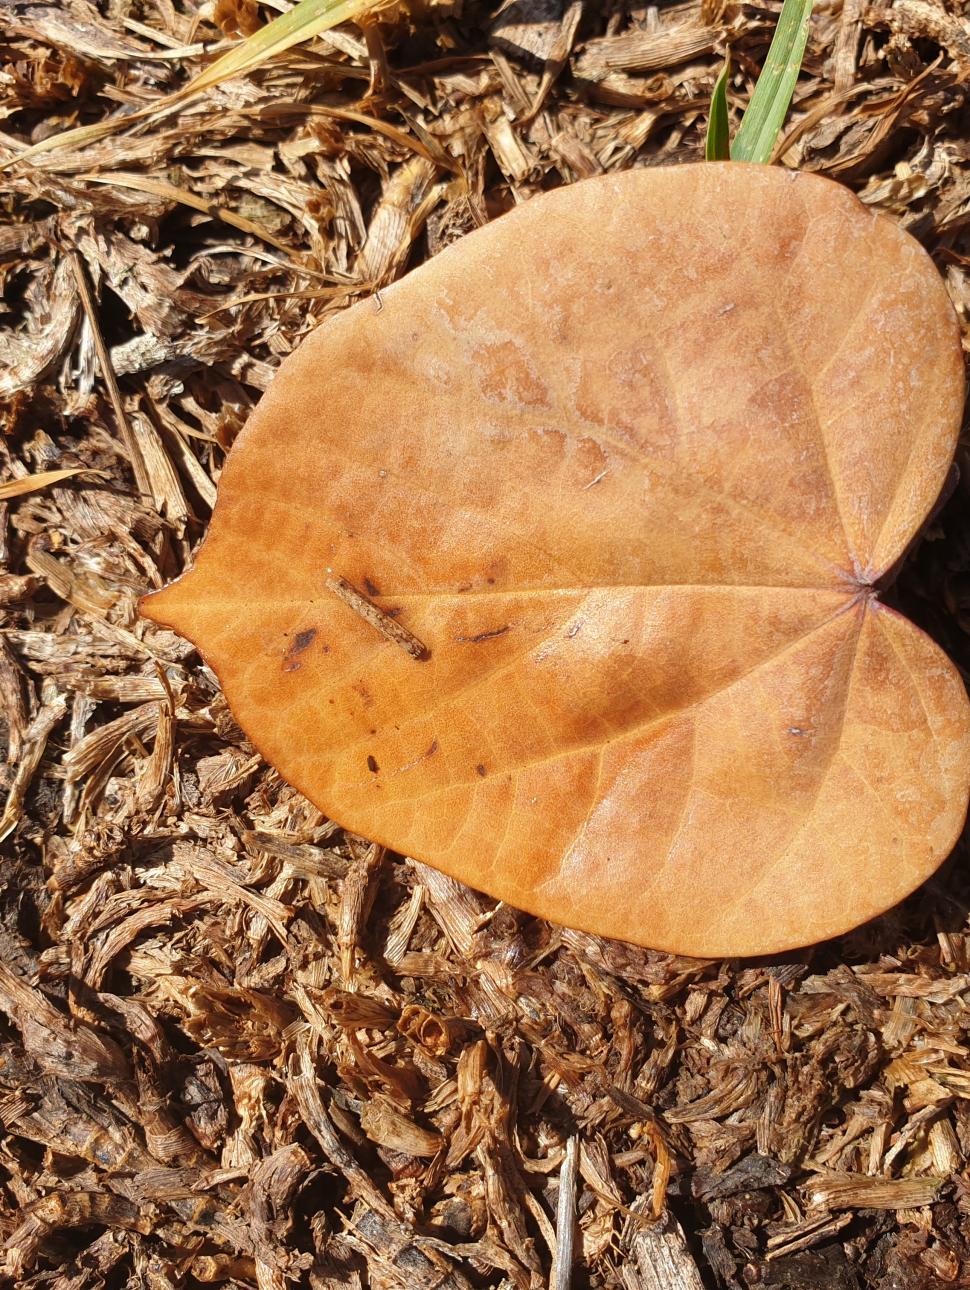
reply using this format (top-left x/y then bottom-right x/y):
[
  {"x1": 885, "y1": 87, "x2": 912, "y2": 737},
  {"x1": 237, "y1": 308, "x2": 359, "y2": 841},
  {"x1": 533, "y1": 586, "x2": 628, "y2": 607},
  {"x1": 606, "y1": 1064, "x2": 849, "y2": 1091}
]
[{"x1": 138, "y1": 573, "x2": 197, "y2": 638}]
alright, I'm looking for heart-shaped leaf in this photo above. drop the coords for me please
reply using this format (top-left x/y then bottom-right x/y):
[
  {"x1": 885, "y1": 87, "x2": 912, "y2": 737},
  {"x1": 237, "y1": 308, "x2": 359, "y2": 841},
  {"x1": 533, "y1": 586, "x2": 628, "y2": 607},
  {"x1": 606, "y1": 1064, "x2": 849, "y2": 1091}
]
[{"x1": 142, "y1": 163, "x2": 970, "y2": 957}]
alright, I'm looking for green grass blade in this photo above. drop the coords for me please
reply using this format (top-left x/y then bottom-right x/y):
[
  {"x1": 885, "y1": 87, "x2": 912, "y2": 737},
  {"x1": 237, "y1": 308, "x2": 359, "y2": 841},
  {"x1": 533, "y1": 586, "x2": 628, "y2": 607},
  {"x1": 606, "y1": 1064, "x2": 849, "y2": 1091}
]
[
  {"x1": 705, "y1": 58, "x2": 731, "y2": 161},
  {"x1": 731, "y1": 0, "x2": 813, "y2": 163}
]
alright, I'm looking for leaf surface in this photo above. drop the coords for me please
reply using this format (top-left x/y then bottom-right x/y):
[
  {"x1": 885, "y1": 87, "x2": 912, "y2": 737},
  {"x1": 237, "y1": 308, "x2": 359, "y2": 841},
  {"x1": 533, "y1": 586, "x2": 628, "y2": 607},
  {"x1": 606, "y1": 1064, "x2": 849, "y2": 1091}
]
[{"x1": 142, "y1": 164, "x2": 970, "y2": 956}]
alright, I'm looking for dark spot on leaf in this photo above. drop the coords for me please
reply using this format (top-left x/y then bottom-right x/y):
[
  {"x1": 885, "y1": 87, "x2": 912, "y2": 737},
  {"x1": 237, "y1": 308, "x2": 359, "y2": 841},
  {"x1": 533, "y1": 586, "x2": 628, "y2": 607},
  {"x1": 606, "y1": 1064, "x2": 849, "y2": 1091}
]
[
  {"x1": 476, "y1": 764, "x2": 487, "y2": 777},
  {"x1": 426, "y1": 740, "x2": 438, "y2": 757},
  {"x1": 367, "y1": 755, "x2": 379, "y2": 773},
  {"x1": 363, "y1": 576, "x2": 381, "y2": 597},
  {"x1": 456, "y1": 624, "x2": 511, "y2": 644},
  {"x1": 282, "y1": 627, "x2": 317, "y2": 671}
]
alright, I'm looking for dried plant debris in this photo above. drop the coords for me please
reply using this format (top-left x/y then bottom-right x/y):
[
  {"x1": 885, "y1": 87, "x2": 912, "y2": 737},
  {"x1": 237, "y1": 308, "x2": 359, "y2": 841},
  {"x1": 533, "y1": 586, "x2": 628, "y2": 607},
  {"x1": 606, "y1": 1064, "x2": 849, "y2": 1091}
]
[{"x1": 1, "y1": 0, "x2": 970, "y2": 1285}]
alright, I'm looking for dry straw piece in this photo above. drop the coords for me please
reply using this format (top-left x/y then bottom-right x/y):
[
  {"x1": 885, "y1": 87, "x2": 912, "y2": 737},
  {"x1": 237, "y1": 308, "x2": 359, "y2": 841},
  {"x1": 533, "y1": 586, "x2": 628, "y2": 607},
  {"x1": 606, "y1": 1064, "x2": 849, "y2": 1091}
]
[{"x1": 142, "y1": 162, "x2": 970, "y2": 958}]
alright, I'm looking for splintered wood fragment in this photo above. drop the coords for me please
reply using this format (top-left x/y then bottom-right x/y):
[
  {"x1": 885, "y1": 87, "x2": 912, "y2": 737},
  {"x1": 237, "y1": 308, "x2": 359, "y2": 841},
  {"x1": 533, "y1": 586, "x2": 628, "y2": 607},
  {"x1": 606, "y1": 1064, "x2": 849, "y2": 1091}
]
[
  {"x1": 832, "y1": 0, "x2": 863, "y2": 90},
  {"x1": 248, "y1": 1144, "x2": 310, "y2": 1290},
  {"x1": 0, "y1": 636, "x2": 30, "y2": 765},
  {"x1": 359, "y1": 1098, "x2": 444, "y2": 1157},
  {"x1": 526, "y1": 0, "x2": 583, "y2": 121},
  {"x1": 551, "y1": 1135, "x2": 580, "y2": 1290},
  {"x1": 326, "y1": 572, "x2": 429, "y2": 659},
  {"x1": 4, "y1": 1192, "x2": 149, "y2": 1277},
  {"x1": 0, "y1": 958, "x2": 128, "y2": 1082},
  {"x1": 766, "y1": 1211, "x2": 852, "y2": 1260},
  {"x1": 0, "y1": 697, "x2": 67, "y2": 844},
  {"x1": 337, "y1": 842, "x2": 384, "y2": 983},
  {"x1": 645, "y1": 1121, "x2": 672, "y2": 1217},
  {"x1": 621, "y1": 1202, "x2": 705, "y2": 1290},
  {"x1": 323, "y1": 988, "x2": 397, "y2": 1028},
  {"x1": 62, "y1": 690, "x2": 95, "y2": 825},
  {"x1": 803, "y1": 1170, "x2": 943, "y2": 1211},
  {"x1": 290, "y1": 1030, "x2": 398, "y2": 1223},
  {"x1": 290, "y1": 1030, "x2": 473, "y2": 1290}
]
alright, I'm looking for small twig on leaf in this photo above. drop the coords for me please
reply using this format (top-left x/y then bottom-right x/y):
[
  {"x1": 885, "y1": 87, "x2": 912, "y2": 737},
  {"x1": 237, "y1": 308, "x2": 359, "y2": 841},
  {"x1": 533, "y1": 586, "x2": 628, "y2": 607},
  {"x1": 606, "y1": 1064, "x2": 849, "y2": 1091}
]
[{"x1": 325, "y1": 572, "x2": 429, "y2": 660}]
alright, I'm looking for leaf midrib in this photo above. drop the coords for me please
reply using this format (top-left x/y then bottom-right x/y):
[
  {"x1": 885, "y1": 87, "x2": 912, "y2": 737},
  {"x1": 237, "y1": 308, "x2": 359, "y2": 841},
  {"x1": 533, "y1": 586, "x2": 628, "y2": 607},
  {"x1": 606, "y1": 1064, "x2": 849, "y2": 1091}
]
[{"x1": 320, "y1": 591, "x2": 865, "y2": 795}]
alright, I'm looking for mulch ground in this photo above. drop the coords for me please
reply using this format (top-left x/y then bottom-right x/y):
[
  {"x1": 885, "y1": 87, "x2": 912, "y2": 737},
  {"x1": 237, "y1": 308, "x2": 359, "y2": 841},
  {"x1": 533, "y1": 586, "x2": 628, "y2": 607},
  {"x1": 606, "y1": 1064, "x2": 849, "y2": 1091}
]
[{"x1": 2, "y1": 0, "x2": 970, "y2": 1286}]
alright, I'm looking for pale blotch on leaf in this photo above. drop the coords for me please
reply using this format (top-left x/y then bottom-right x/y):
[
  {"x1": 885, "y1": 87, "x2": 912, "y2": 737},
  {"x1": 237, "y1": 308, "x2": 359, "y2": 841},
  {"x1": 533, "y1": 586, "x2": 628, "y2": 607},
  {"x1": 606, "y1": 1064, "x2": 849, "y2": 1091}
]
[{"x1": 141, "y1": 163, "x2": 970, "y2": 958}]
